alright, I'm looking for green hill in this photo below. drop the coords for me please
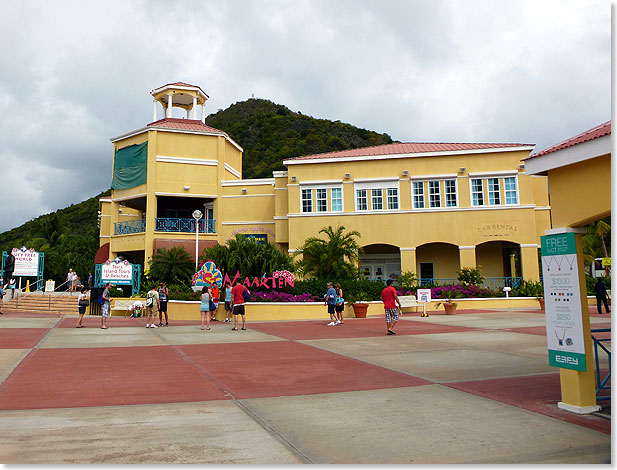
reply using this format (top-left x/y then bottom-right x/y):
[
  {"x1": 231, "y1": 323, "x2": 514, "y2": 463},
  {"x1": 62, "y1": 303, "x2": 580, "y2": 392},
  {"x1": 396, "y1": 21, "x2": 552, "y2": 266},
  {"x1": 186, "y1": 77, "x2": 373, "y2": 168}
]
[
  {"x1": 205, "y1": 98, "x2": 394, "y2": 179},
  {"x1": 0, "y1": 99, "x2": 394, "y2": 283}
]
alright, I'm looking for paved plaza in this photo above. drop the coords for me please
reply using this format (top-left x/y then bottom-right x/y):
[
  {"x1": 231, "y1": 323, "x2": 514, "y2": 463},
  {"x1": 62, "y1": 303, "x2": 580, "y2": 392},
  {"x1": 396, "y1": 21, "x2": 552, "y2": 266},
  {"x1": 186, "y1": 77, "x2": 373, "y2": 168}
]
[{"x1": 0, "y1": 307, "x2": 611, "y2": 464}]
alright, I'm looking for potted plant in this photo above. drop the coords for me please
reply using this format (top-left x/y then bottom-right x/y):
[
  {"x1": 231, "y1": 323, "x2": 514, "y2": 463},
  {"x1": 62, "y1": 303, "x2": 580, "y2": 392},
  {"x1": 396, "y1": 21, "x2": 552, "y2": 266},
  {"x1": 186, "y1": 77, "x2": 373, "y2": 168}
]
[
  {"x1": 435, "y1": 289, "x2": 462, "y2": 315},
  {"x1": 347, "y1": 291, "x2": 371, "y2": 318}
]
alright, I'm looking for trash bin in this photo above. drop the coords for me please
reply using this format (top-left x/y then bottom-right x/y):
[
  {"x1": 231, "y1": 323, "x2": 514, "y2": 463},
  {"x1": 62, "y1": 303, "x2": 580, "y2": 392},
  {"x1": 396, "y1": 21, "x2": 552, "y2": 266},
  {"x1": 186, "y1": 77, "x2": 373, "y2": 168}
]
[{"x1": 89, "y1": 287, "x2": 104, "y2": 316}]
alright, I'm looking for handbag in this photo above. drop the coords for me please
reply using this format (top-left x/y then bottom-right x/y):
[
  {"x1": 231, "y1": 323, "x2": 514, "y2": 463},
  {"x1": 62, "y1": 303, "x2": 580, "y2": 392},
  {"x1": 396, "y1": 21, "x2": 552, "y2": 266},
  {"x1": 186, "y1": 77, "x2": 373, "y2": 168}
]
[
  {"x1": 209, "y1": 299, "x2": 216, "y2": 311},
  {"x1": 78, "y1": 297, "x2": 89, "y2": 307},
  {"x1": 243, "y1": 288, "x2": 251, "y2": 302}
]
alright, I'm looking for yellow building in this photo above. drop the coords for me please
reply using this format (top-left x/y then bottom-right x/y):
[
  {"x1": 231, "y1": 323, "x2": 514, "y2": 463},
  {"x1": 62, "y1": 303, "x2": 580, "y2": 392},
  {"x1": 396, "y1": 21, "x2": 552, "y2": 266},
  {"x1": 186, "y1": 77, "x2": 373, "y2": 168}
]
[{"x1": 98, "y1": 83, "x2": 551, "y2": 284}]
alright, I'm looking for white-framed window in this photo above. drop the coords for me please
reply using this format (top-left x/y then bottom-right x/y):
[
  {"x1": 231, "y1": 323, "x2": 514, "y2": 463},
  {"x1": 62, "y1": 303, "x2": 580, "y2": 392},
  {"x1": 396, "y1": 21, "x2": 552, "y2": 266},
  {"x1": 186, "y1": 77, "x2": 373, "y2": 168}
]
[
  {"x1": 299, "y1": 184, "x2": 344, "y2": 213},
  {"x1": 504, "y1": 176, "x2": 518, "y2": 204},
  {"x1": 301, "y1": 189, "x2": 312, "y2": 212},
  {"x1": 354, "y1": 179, "x2": 400, "y2": 212},
  {"x1": 470, "y1": 175, "x2": 518, "y2": 207},
  {"x1": 356, "y1": 189, "x2": 368, "y2": 211},
  {"x1": 444, "y1": 179, "x2": 457, "y2": 207},
  {"x1": 488, "y1": 177, "x2": 500, "y2": 205},
  {"x1": 316, "y1": 188, "x2": 328, "y2": 212},
  {"x1": 331, "y1": 187, "x2": 343, "y2": 211},
  {"x1": 387, "y1": 188, "x2": 399, "y2": 209},
  {"x1": 471, "y1": 178, "x2": 484, "y2": 206},
  {"x1": 413, "y1": 181, "x2": 425, "y2": 208},
  {"x1": 428, "y1": 181, "x2": 440, "y2": 208},
  {"x1": 372, "y1": 189, "x2": 383, "y2": 210}
]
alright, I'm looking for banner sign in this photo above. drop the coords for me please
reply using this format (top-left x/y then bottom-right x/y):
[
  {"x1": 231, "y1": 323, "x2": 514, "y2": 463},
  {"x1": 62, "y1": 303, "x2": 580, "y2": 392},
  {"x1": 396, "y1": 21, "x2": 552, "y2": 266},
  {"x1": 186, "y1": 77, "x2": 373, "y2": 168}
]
[
  {"x1": 12, "y1": 247, "x2": 40, "y2": 277},
  {"x1": 541, "y1": 232, "x2": 586, "y2": 371},
  {"x1": 101, "y1": 258, "x2": 133, "y2": 285},
  {"x1": 417, "y1": 289, "x2": 432, "y2": 303},
  {"x1": 45, "y1": 280, "x2": 55, "y2": 292}
]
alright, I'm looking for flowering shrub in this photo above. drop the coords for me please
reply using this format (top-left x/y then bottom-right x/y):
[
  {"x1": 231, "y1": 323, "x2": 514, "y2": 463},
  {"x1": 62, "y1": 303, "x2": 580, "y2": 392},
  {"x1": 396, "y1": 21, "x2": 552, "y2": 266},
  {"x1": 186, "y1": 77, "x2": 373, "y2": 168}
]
[
  {"x1": 431, "y1": 284, "x2": 497, "y2": 299},
  {"x1": 251, "y1": 291, "x2": 322, "y2": 302}
]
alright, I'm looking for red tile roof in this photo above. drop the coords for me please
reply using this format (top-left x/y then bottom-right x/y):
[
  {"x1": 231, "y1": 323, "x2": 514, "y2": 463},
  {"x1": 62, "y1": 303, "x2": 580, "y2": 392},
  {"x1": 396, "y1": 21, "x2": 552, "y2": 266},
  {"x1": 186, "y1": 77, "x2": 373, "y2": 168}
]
[
  {"x1": 527, "y1": 121, "x2": 611, "y2": 159},
  {"x1": 288, "y1": 142, "x2": 533, "y2": 161},
  {"x1": 147, "y1": 118, "x2": 224, "y2": 134}
]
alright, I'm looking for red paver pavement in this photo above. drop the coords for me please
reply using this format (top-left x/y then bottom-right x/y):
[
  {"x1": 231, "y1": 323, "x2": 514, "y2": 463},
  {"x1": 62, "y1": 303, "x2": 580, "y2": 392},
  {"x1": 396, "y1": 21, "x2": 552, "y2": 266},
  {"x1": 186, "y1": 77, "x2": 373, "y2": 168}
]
[
  {"x1": 0, "y1": 346, "x2": 229, "y2": 410},
  {"x1": 0, "y1": 328, "x2": 50, "y2": 349},
  {"x1": 446, "y1": 373, "x2": 611, "y2": 435},
  {"x1": 179, "y1": 341, "x2": 432, "y2": 399},
  {"x1": 248, "y1": 317, "x2": 480, "y2": 340}
]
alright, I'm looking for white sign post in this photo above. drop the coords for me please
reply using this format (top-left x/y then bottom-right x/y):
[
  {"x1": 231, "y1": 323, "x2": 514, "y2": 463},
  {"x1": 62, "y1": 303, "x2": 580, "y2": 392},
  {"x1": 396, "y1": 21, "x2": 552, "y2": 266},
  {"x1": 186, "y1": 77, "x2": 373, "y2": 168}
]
[
  {"x1": 541, "y1": 232, "x2": 586, "y2": 371},
  {"x1": 417, "y1": 288, "x2": 431, "y2": 318}
]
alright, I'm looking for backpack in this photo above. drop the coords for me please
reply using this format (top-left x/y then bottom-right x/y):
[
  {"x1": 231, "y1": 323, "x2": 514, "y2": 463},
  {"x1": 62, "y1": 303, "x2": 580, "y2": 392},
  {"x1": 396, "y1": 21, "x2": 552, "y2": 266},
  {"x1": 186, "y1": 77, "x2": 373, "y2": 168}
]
[
  {"x1": 97, "y1": 294, "x2": 105, "y2": 306},
  {"x1": 145, "y1": 292, "x2": 154, "y2": 307},
  {"x1": 243, "y1": 288, "x2": 251, "y2": 302}
]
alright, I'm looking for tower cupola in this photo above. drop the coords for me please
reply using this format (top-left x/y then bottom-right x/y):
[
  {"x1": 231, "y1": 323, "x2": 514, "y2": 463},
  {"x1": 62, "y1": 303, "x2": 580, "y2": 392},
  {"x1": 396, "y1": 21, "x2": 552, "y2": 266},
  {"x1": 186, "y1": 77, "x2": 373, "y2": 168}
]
[{"x1": 150, "y1": 82, "x2": 209, "y2": 122}]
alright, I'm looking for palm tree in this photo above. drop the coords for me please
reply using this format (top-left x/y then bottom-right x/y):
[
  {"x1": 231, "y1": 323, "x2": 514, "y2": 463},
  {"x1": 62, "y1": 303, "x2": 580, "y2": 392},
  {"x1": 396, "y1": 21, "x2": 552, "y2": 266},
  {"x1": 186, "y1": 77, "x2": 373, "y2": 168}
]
[
  {"x1": 202, "y1": 234, "x2": 294, "y2": 277},
  {"x1": 149, "y1": 246, "x2": 195, "y2": 284},
  {"x1": 295, "y1": 226, "x2": 362, "y2": 280},
  {"x1": 582, "y1": 217, "x2": 611, "y2": 268}
]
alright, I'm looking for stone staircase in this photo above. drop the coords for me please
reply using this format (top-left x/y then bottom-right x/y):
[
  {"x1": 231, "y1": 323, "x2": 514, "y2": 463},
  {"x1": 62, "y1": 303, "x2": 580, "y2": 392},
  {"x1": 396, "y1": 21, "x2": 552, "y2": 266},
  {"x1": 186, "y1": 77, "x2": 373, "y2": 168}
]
[{"x1": 2, "y1": 292, "x2": 85, "y2": 315}]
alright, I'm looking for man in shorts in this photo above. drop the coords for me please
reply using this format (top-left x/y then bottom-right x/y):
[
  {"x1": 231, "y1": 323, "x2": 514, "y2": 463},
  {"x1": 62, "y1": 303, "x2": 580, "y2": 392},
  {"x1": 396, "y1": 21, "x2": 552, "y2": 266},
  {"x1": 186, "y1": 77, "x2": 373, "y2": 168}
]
[
  {"x1": 101, "y1": 282, "x2": 112, "y2": 329},
  {"x1": 381, "y1": 279, "x2": 401, "y2": 335},
  {"x1": 230, "y1": 280, "x2": 249, "y2": 331},
  {"x1": 157, "y1": 282, "x2": 169, "y2": 326},
  {"x1": 145, "y1": 286, "x2": 160, "y2": 328},
  {"x1": 324, "y1": 282, "x2": 338, "y2": 326}
]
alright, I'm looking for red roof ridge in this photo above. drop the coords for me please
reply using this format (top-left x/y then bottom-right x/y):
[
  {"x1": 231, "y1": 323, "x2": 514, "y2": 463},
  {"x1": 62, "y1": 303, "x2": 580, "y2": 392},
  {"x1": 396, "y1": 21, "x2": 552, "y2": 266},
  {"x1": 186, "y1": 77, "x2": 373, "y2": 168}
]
[
  {"x1": 528, "y1": 121, "x2": 611, "y2": 159},
  {"x1": 288, "y1": 141, "x2": 534, "y2": 161},
  {"x1": 147, "y1": 117, "x2": 223, "y2": 134}
]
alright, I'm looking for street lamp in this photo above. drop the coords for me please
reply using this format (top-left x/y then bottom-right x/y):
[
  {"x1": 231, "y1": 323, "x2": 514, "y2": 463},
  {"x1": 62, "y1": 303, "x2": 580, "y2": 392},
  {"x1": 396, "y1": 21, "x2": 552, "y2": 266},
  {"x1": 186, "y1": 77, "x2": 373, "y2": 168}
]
[{"x1": 192, "y1": 209, "x2": 203, "y2": 271}]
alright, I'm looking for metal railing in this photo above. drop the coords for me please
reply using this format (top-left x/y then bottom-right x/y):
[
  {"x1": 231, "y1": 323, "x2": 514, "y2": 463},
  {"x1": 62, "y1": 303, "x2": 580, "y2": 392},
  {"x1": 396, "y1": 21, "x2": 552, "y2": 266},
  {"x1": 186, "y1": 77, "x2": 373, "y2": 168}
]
[
  {"x1": 113, "y1": 217, "x2": 216, "y2": 235},
  {"x1": 155, "y1": 218, "x2": 216, "y2": 233},
  {"x1": 114, "y1": 218, "x2": 146, "y2": 235},
  {"x1": 591, "y1": 328, "x2": 611, "y2": 401},
  {"x1": 13, "y1": 279, "x2": 75, "y2": 311},
  {"x1": 416, "y1": 277, "x2": 523, "y2": 289}
]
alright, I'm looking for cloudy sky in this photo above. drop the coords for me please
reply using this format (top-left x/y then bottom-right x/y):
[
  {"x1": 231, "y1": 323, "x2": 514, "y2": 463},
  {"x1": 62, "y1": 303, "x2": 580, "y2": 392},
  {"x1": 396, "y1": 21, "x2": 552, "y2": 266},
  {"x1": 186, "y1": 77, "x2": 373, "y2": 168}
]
[{"x1": 0, "y1": 0, "x2": 611, "y2": 233}]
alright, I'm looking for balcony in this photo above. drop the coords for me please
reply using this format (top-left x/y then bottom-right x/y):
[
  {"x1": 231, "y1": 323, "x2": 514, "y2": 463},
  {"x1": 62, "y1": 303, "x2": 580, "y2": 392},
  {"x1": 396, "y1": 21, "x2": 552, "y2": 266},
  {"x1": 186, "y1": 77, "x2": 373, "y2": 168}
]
[
  {"x1": 155, "y1": 218, "x2": 216, "y2": 233},
  {"x1": 114, "y1": 218, "x2": 146, "y2": 235},
  {"x1": 114, "y1": 218, "x2": 216, "y2": 235}
]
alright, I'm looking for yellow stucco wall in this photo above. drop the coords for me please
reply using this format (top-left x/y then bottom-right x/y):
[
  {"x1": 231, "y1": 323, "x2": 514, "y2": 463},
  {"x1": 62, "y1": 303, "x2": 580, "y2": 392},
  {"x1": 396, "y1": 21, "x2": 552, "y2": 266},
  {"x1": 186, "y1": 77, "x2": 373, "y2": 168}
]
[{"x1": 547, "y1": 153, "x2": 611, "y2": 228}]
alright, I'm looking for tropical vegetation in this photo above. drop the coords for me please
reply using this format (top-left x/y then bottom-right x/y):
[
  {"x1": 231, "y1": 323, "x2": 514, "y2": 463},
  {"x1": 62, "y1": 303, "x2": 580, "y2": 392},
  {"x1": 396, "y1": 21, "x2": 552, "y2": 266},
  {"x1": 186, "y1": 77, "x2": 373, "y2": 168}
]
[
  {"x1": 205, "y1": 98, "x2": 394, "y2": 179},
  {"x1": 201, "y1": 234, "x2": 294, "y2": 278},
  {"x1": 294, "y1": 226, "x2": 362, "y2": 280}
]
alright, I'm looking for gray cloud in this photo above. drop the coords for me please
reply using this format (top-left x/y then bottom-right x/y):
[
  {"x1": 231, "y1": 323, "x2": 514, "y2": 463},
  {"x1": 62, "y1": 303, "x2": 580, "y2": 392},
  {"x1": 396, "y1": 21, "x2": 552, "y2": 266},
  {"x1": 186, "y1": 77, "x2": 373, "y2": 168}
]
[{"x1": 0, "y1": 0, "x2": 610, "y2": 232}]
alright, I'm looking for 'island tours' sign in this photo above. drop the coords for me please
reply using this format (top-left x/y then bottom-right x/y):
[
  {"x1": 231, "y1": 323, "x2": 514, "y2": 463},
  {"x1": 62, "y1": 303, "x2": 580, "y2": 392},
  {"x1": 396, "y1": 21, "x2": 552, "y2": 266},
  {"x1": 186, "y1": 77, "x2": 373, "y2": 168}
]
[
  {"x1": 541, "y1": 232, "x2": 586, "y2": 372},
  {"x1": 101, "y1": 258, "x2": 134, "y2": 285},
  {"x1": 12, "y1": 247, "x2": 40, "y2": 277}
]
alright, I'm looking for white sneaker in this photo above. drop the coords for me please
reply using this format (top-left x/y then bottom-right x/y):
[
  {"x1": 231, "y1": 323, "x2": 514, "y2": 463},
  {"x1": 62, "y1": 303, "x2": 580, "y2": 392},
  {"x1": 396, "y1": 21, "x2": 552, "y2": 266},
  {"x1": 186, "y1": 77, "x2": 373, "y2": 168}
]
[
  {"x1": 146, "y1": 324, "x2": 150, "y2": 328},
  {"x1": 150, "y1": 324, "x2": 157, "y2": 328},
  {"x1": 327, "y1": 321, "x2": 335, "y2": 326},
  {"x1": 335, "y1": 320, "x2": 341, "y2": 325}
]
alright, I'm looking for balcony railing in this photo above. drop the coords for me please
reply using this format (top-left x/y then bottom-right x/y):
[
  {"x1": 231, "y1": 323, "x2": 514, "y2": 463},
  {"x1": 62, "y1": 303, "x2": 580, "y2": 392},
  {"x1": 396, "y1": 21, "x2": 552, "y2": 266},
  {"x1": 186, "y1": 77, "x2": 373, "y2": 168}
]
[
  {"x1": 417, "y1": 277, "x2": 523, "y2": 290},
  {"x1": 113, "y1": 218, "x2": 216, "y2": 235},
  {"x1": 114, "y1": 218, "x2": 146, "y2": 235},
  {"x1": 155, "y1": 218, "x2": 216, "y2": 233}
]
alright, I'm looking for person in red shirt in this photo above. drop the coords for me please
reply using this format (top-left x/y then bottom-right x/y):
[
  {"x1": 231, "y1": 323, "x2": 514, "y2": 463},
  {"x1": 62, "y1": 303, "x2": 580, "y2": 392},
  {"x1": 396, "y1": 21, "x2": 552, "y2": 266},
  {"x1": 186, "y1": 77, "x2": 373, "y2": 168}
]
[
  {"x1": 380, "y1": 279, "x2": 401, "y2": 335},
  {"x1": 230, "y1": 280, "x2": 249, "y2": 331}
]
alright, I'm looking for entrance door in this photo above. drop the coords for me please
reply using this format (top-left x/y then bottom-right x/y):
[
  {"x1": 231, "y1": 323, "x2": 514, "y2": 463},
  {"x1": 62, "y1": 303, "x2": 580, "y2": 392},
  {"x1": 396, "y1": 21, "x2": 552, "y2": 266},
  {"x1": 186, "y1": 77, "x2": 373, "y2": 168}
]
[{"x1": 419, "y1": 262, "x2": 434, "y2": 283}]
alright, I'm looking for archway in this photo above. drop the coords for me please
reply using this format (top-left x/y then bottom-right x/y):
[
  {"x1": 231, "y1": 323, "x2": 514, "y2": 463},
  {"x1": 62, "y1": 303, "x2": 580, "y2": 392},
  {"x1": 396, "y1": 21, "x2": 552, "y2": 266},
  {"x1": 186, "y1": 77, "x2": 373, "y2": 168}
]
[
  {"x1": 415, "y1": 242, "x2": 459, "y2": 285},
  {"x1": 359, "y1": 244, "x2": 400, "y2": 281}
]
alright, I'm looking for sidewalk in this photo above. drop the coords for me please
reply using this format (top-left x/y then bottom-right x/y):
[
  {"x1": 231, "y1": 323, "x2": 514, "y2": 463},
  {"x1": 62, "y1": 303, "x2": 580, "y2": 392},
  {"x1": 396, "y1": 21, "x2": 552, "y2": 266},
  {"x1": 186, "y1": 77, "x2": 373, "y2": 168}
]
[{"x1": 0, "y1": 308, "x2": 610, "y2": 464}]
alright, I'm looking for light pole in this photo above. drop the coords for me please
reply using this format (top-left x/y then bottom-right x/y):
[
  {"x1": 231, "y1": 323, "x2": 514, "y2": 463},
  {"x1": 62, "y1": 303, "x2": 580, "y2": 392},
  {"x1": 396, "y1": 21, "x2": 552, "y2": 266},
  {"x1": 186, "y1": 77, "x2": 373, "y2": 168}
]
[{"x1": 192, "y1": 209, "x2": 203, "y2": 271}]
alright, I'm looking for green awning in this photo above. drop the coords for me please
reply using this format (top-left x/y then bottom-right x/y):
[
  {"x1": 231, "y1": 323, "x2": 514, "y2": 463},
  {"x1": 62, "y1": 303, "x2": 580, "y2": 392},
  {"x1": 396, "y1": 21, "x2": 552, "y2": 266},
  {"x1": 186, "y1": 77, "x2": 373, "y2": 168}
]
[{"x1": 111, "y1": 141, "x2": 148, "y2": 189}]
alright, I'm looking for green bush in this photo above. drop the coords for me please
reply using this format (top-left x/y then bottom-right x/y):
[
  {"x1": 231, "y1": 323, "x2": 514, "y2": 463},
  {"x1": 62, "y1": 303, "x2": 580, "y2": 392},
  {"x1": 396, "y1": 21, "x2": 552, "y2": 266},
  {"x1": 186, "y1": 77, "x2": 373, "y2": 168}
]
[
  {"x1": 456, "y1": 266, "x2": 485, "y2": 286},
  {"x1": 512, "y1": 280, "x2": 544, "y2": 298}
]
